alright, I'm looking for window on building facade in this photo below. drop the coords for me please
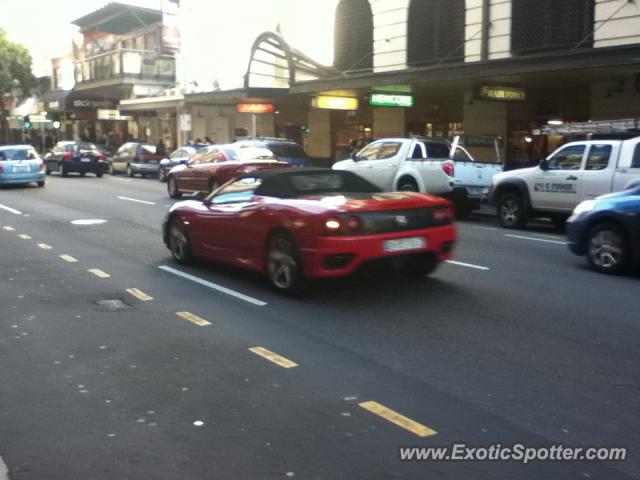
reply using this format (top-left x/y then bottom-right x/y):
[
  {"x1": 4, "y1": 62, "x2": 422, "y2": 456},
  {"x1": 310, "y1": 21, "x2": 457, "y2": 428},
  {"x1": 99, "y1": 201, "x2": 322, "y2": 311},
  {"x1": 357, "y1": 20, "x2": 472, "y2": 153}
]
[
  {"x1": 334, "y1": 0, "x2": 373, "y2": 72},
  {"x1": 407, "y1": 0, "x2": 465, "y2": 67},
  {"x1": 511, "y1": 0, "x2": 595, "y2": 55}
]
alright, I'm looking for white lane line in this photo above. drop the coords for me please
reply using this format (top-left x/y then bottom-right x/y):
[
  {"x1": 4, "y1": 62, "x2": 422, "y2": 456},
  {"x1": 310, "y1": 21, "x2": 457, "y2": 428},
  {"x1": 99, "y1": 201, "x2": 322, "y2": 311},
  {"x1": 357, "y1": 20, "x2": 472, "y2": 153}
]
[
  {"x1": 117, "y1": 196, "x2": 156, "y2": 206},
  {"x1": 445, "y1": 260, "x2": 491, "y2": 271},
  {"x1": 505, "y1": 234, "x2": 568, "y2": 246},
  {"x1": 158, "y1": 265, "x2": 268, "y2": 307},
  {"x1": 0, "y1": 203, "x2": 22, "y2": 215},
  {"x1": 473, "y1": 226, "x2": 498, "y2": 231},
  {"x1": 0, "y1": 454, "x2": 8, "y2": 480}
]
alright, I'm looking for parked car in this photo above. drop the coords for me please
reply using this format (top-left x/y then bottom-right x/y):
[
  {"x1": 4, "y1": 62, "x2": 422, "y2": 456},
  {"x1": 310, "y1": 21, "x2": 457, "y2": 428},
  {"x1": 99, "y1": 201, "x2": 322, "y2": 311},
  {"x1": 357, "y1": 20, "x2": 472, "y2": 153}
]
[
  {"x1": 44, "y1": 141, "x2": 105, "y2": 177},
  {"x1": 567, "y1": 182, "x2": 640, "y2": 274},
  {"x1": 450, "y1": 141, "x2": 503, "y2": 215},
  {"x1": 96, "y1": 145, "x2": 115, "y2": 174},
  {"x1": 489, "y1": 137, "x2": 640, "y2": 229},
  {"x1": 111, "y1": 142, "x2": 163, "y2": 178},
  {"x1": 332, "y1": 137, "x2": 456, "y2": 196},
  {"x1": 166, "y1": 145, "x2": 288, "y2": 199},
  {"x1": 163, "y1": 168, "x2": 457, "y2": 293},
  {"x1": 0, "y1": 145, "x2": 45, "y2": 187},
  {"x1": 159, "y1": 144, "x2": 211, "y2": 182},
  {"x1": 233, "y1": 138, "x2": 312, "y2": 167}
]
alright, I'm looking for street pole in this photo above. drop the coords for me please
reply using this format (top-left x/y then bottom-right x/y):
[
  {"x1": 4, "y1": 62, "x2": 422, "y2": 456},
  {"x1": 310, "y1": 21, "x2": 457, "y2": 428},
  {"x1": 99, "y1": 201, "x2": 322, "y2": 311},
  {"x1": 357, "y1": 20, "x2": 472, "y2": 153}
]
[
  {"x1": 252, "y1": 113, "x2": 257, "y2": 137},
  {"x1": 40, "y1": 122, "x2": 46, "y2": 154}
]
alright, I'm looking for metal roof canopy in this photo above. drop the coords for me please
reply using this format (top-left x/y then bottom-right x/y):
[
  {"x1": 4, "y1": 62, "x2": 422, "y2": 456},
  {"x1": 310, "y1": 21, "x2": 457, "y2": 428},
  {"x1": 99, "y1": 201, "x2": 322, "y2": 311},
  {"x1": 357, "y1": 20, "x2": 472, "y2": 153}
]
[{"x1": 72, "y1": 2, "x2": 162, "y2": 35}]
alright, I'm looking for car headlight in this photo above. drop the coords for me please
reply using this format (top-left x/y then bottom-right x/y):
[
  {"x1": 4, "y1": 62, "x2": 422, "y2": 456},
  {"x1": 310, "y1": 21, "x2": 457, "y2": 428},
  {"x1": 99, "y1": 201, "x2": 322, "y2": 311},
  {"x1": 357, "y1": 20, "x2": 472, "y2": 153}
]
[{"x1": 572, "y1": 200, "x2": 596, "y2": 216}]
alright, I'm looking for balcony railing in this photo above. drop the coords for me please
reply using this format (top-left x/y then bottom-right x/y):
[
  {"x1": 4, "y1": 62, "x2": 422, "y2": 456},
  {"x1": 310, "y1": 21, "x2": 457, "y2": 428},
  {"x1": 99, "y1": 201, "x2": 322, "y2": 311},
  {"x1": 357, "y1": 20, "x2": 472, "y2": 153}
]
[{"x1": 74, "y1": 49, "x2": 175, "y2": 85}]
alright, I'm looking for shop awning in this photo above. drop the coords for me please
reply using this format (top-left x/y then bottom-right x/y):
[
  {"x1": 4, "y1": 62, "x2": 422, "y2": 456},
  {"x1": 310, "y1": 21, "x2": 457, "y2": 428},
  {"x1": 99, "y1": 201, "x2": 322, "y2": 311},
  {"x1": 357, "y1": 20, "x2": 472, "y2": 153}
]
[
  {"x1": 290, "y1": 44, "x2": 640, "y2": 94},
  {"x1": 72, "y1": 2, "x2": 161, "y2": 35}
]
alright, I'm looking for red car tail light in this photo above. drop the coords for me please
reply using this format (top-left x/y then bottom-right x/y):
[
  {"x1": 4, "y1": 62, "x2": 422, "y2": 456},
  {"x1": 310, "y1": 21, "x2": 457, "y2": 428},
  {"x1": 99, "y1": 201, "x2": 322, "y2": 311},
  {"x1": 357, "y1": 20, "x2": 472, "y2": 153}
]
[
  {"x1": 63, "y1": 151, "x2": 73, "y2": 161},
  {"x1": 98, "y1": 153, "x2": 105, "y2": 161},
  {"x1": 442, "y1": 162, "x2": 455, "y2": 177},
  {"x1": 325, "y1": 218, "x2": 342, "y2": 234},
  {"x1": 433, "y1": 206, "x2": 454, "y2": 222},
  {"x1": 324, "y1": 215, "x2": 362, "y2": 235}
]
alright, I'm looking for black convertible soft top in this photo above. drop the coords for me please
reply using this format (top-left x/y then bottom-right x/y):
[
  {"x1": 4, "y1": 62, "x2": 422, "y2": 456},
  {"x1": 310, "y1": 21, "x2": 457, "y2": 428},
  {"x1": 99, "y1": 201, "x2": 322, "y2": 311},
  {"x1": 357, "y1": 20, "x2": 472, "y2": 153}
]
[{"x1": 246, "y1": 168, "x2": 382, "y2": 198}]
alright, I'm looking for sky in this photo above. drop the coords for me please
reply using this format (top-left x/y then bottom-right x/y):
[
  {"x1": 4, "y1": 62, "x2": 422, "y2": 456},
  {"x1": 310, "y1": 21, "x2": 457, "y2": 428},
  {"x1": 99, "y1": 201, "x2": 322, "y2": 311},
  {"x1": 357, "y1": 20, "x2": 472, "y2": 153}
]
[{"x1": 0, "y1": 0, "x2": 338, "y2": 89}]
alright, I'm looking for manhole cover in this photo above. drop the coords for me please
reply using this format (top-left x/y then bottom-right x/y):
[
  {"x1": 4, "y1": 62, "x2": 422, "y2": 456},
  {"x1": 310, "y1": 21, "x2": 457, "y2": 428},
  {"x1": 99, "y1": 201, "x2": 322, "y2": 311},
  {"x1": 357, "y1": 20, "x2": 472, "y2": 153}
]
[
  {"x1": 71, "y1": 219, "x2": 108, "y2": 226},
  {"x1": 96, "y1": 299, "x2": 130, "y2": 311}
]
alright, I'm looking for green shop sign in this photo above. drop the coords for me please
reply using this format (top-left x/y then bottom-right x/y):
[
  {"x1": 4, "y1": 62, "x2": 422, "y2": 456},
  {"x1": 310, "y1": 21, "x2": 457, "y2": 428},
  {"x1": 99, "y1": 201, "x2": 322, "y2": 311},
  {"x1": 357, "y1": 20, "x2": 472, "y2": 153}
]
[{"x1": 369, "y1": 93, "x2": 415, "y2": 108}]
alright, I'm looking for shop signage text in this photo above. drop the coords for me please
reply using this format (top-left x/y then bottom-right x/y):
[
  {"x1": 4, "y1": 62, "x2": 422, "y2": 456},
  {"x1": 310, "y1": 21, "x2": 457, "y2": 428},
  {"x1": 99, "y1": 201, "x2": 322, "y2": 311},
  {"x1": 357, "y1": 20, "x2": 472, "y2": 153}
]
[
  {"x1": 477, "y1": 85, "x2": 526, "y2": 102},
  {"x1": 312, "y1": 96, "x2": 359, "y2": 111},
  {"x1": 97, "y1": 109, "x2": 121, "y2": 120},
  {"x1": 236, "y1": 103, "x2": 275, "y2": 114},
  {"x1": 370, "y1": 93, "x2": 415, "y2": 108},
  {"x1": 72, "y1": 99, "x2": 116, "y2": 109}
]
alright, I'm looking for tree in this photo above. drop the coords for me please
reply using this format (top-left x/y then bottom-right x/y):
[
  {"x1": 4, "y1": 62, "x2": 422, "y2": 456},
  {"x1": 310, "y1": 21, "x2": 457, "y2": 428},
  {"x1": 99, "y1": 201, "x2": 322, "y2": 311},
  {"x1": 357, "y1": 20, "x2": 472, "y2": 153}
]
[{"x1": 0, "y1": 28, "x2": 36, "y2": 99}]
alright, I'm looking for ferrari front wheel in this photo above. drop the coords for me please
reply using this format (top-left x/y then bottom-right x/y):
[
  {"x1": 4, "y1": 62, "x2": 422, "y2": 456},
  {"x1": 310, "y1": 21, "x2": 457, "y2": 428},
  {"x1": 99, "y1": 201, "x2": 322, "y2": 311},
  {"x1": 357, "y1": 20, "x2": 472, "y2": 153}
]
[
  {"x1": 267, "y1": 233, "x2": 305, "y2": 294},
  {"x1": 169, "y1": 218, "x2": 193, "y2": 264}
]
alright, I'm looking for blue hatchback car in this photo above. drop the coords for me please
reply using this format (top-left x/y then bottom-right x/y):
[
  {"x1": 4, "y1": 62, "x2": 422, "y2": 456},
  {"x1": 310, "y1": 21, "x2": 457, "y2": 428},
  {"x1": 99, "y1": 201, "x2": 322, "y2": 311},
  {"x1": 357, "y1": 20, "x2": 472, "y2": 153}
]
[
  {"x1": 567, "y1": 183, "x2": 640, "y2": 274},
  {"x1": 0, "y1": 145, "x2": 45, "y2": 187}
]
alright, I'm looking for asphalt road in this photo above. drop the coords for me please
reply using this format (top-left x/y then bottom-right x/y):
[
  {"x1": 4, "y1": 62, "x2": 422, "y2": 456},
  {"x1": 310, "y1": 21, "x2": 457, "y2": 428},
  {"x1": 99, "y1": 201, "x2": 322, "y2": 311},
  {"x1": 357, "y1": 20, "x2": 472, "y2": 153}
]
[{"x1": 0, "y1": 174, "x2": 638, "y2": 479}]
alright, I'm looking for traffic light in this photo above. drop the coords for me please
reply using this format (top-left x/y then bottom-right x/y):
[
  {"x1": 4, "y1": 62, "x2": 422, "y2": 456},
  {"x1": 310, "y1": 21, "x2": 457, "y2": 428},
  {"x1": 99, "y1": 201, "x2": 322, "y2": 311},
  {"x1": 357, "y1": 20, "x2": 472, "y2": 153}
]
[{"x1": 23, "y1": 115, "x2": 31, "y2": 129}]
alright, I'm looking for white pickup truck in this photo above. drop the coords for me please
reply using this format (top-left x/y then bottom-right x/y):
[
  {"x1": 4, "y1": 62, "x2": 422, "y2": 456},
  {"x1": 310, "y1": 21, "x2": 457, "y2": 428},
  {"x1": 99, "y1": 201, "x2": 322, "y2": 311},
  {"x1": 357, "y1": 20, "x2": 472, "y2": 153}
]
[
  {"x1": 333, "y1": 137, "x2": 501, "y2": 216},
  {"x1": 489, "y1": 136, "x2": 640, "y2": 229}
]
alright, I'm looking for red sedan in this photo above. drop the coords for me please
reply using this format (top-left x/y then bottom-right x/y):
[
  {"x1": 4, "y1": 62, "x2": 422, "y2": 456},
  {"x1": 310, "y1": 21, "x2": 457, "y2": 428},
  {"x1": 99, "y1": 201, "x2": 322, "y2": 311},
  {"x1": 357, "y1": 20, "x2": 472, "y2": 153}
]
[
  {"x1": 163, "y1": 169, "x2": 457, "y2": 293},
  {"x1": 167, "y1": 145, "x2": 289, "y2": 198}
]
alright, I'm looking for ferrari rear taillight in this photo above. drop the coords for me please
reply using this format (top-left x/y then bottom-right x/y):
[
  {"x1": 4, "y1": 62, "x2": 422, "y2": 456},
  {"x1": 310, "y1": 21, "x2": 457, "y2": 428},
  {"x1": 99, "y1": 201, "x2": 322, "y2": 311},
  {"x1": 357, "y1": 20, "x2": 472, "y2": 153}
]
[
  {"x1": 442, "y1": 162, "x2": 455, "y2": 177},
  {"x1": 433, "y1": 206, "x2": 454, "y2": 222},
  {"x1": 324, "y1": 215, "x2": 361, "y2": 235}
]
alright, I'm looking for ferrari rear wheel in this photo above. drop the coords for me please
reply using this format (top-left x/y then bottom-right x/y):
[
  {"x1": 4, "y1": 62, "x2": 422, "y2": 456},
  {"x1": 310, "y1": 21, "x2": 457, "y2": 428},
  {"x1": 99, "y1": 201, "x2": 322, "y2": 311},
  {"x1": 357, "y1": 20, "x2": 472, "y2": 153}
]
[
  {"x1": 169, "y1": 217, "x2": 193, "y2": 264},
  {"x1": 267, "y1": 233, "x2": 305, "y2": 294}
]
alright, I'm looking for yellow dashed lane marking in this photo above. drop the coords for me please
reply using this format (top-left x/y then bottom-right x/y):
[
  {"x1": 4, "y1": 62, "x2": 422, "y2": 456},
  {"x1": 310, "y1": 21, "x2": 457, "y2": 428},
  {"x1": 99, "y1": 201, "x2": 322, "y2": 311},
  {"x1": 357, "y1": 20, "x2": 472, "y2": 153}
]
[
  {"x1": 59, "y1": 254, "x2": 78, "y2": 263},
  {"x1": 3, "y1": 226, "x2": 15, "y2": 231},
  {"x1": 37, "y1": 243, "x2": 53, "y2": 250},
  {"x1": 176, "y1": 311, "x2": 211, "y2": 326},
  {"x1": 18, "y1": 234, "x2": 32, "y2": 240},
  {"x1": 126, "y1": 288, "x2": 154, "y2": 301},
  {"x1": 88, "y1": 269, "x2": 110, "y2": 279},
  {"x1": 359, "y1": 401, "x2": 438, "y2": 437},
  {"x1": 249, "y1": 347, "x2": 298, "y2": 369}
]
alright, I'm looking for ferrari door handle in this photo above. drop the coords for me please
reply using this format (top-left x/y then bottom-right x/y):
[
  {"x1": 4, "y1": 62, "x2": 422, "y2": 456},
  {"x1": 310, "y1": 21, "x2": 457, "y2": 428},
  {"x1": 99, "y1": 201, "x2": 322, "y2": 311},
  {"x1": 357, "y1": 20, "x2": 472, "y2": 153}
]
[{"x1": 566, "y1": 175, "x2": 578, "y2": 181}]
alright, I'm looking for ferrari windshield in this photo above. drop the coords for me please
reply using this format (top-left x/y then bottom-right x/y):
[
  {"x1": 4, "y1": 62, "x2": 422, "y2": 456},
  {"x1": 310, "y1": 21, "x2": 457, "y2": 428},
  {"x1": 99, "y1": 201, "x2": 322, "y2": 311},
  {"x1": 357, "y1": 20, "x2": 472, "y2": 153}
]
[{"x1": 287, "y1": 171, "x2": 380, "y2": 195}]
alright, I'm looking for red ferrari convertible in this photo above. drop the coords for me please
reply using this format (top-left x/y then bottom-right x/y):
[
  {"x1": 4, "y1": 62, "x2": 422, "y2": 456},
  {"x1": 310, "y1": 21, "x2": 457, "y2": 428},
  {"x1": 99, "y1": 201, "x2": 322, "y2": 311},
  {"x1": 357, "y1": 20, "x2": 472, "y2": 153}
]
[{"x1": 163, "y1": 169, "x2": 457, "y2": 293}]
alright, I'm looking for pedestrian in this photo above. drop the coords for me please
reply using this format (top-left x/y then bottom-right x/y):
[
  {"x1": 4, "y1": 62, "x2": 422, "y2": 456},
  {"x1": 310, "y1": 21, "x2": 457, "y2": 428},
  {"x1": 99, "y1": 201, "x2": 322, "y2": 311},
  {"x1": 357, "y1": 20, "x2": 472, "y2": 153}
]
[{"x1": 156, "y1": 138, "x2": 166, "y2": 156}]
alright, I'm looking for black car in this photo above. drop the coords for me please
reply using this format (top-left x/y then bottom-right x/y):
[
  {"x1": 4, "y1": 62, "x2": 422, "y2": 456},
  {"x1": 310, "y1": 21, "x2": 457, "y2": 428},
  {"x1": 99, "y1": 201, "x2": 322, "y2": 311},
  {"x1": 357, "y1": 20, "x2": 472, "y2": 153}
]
[
  {"x1": 233, "y1": 138, "x2": 311, "y2": 167},
  {"x1": 44, "y1": 141, "x2": 106, "y2": 177}
]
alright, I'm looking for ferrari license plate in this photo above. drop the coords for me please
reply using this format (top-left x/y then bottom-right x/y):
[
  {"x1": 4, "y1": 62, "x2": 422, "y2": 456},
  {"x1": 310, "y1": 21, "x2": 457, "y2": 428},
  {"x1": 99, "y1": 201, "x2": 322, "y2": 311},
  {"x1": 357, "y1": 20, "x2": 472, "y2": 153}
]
[
  {"x1": 80, "y1": 157, "x2": 91, "y2": 163},
  {"x1": 383, "y1": 236, "x2": 426, "y2": 252}
]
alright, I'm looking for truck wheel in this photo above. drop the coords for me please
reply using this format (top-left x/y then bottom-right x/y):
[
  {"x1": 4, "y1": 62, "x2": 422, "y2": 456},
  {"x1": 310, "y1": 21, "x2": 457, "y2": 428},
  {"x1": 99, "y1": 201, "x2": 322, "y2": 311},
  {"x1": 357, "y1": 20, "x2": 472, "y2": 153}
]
[
  {"x1": 398, "y1": 178, "x2": 418, "y2": 192},
  {"x1": 586, "y1": 223, "x2": 629, "y2": 274},
  {"x1": 498, "y1": 192, "x2": 527, "y2": 229}
]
